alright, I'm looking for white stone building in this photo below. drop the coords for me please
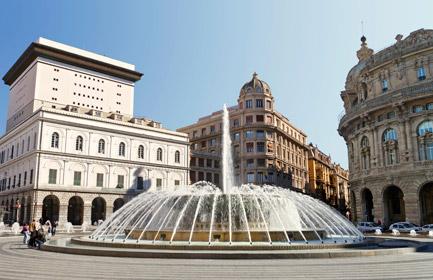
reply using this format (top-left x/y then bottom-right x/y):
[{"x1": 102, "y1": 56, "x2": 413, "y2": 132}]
[{"x1": 0, "y1": 38, "x2": 189, "y2": 226}]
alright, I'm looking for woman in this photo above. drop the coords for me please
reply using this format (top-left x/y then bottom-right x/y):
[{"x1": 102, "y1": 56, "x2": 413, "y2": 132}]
[{"x1": 21, "y1": 224, "x2": 30, "y2": 244}]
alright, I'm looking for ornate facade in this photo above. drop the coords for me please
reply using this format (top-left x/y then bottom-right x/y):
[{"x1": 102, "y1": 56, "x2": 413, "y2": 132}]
[
  {"x1": 0, "y1": 38, "x2": 189, "y2": 226},
  {"x1": 178, "y1": 73, "x2": 309, "y2": 191},
  {"x1": 338, "y1": 29, "x2": 433, "y2": 226},
  {"x1": 307, "y1": 144, "x2": 349, "y2": 214}
]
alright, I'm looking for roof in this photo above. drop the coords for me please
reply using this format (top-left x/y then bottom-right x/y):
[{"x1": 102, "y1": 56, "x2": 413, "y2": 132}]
[{"x1": 3, "y1": 37, "x2": 143, "y2": 85}]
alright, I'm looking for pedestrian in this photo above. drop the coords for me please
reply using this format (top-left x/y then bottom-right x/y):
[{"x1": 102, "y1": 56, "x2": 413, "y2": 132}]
[
  {"x1": 34, "y1": 228, "x2": 46, "y2": 249},
  {"x1": 52, "y1": 221, "x2": 58, "y2": 236},
  {"x1": 29, "y1": 219, "x2": 36, "y2": 233},
  {"x1": 45, "y1": 220, "x2": 52, "y2": 239},
  {"x1": 21, "y1": 224, "x2": 30, "y2": 244}
]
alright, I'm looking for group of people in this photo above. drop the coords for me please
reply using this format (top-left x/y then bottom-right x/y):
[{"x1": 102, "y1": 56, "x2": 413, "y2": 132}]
[{"x1": 21, "y1": 218, "x2": 58, "y2": 249}]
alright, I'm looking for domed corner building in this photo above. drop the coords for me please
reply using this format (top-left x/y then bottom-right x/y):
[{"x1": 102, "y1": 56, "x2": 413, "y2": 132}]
[{"x1": 338, "y1": 29, "x2": 433, "y2": 227}]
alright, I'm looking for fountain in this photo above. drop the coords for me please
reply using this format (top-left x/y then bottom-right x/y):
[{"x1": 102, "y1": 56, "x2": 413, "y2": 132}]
[
  {"x1": 0, "y1": 222, "x2": 5, "y2": 232},
  {"x1": 11, "y1": 222, "x2": 20, "y2": 234},
  {"x1": 87, "y1": 105, "x2": 363, "y2": 247},
  {"x1": 64, "y1": 222, "x2": 73, "y2": 233}
]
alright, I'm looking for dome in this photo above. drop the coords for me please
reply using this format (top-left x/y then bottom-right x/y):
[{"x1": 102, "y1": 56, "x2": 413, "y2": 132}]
[
  {"x1": 240, "y1": 72, "x2": 271, "y2": 95},
  {"x1": 90, "y1": 183, "x2": 363, "y2": 246}
]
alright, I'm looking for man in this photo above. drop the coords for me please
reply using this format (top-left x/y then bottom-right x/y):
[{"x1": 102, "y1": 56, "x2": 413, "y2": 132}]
[{"x1": 29, "y1": 219, "x2": 36, "y2": 233}]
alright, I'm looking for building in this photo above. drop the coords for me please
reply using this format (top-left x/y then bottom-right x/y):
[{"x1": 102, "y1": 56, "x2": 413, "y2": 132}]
[
  {"x1": 338, "y1": 29, "x2": 433, "y2": 226},
  {"x1": 307, "y1": 144, "x2": 349, "y2": 214},
  {"x1": 0, "y1": 38, "x2": 189, "y2": 226},
  {"x1": 178, "y1": 73, "x2": 309, "y2": 190}
]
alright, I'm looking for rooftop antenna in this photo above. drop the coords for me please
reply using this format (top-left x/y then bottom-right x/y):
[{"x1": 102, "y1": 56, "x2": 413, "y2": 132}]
[{"x1": 361, "y1": 20, "x2": 364, "y2": 35}]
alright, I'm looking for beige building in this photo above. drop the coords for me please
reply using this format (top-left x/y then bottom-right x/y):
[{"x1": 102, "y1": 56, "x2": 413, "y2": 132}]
[
  {"x1": 178, "y1": 73, "x2": 309, "y2": 190},
  {"x1": 338, "y1": 29, "x2": 433, "y2": 226},
  {"x1": 0, "y1": 38, "x2": 189, "y2": 226},
  {"x1": 307, "y1": 144, "x2": 349, "y2": 213}
]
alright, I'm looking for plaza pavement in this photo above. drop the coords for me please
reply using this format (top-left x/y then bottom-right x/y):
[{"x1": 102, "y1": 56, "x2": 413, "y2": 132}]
[{"x1": 0, "y1": 235, "x2": 433, "y2": 280}]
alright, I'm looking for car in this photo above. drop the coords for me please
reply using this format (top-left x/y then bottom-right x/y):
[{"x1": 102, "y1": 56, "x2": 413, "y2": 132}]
[
  {"x1": 388, "y1": 222, "x2": 422, "y2": 233},
  {"x1": 357, "y1": 222, "x2": 383, "y2": 233},
  {"x1": 421, "y1": 224, "x2": 433, "y2": 232}
]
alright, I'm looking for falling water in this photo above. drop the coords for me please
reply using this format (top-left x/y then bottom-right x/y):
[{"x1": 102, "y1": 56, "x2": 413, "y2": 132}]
[{"x1": 222, "y1": 104, "x2": 235, "y2": 194}]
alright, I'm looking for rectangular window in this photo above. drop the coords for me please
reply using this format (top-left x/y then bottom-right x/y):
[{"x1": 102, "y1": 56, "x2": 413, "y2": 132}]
[
  {"x1": 13, "y1": 175, "x2": 16, "y2": 188},
  {"x1": 266, "y1": 100, "x2": 272, "y2": 109},
  {"x1": 214, "y1": 174, "x2": 219, "y2": 186},
  {"x1": 257, "y1": 159, "x2": 266, "y2": 167},
  {"x1": 206, "y1": 159, "x2": 212, "y2": 168},
  {"x1": 23, "y1": 171, "x2": 27, "y2": 186},
  {"x1": 206, "y1": 172, "x2": 212, "y2": 182},
  {"x1": 233, "y1": 132, "x2": 240, "y2": 141},
  {"x1": 256, "y1": 115, "x2": 264, "y2": 122},
  {"x1": 17, "y1": 174, "x2": 21, "y2": 187},
  {"x1": 245, "y1": 116, "x2": 253, "y2": 124},
  {"x1": 30, "y1": 169, "x2": 33, "y2": 185},
  {"x1": 209, "y1": 138, "x2": 216, "y2": 146},
  {"x1": 233, "y1": 119, "x2": 240, "y2": 127},
  {"x1": 382, "y1": 79, "x2": 388, "y2": 93},
  {"x1": 48, "y1": 169, "x2": 57, "y2": 184},
  {"x1": 256, "y1": 99, "x2": 264, "y2": 108},
  {"x1": 137, "y1": 176, "x2": 144, "y2": 189},
  {"x1": 214, "y1": 160, "x2": 219, "y2": 168},
  {"x1": 96, "y1": 173, "x2": 104, "y2": 187},
  {"x1": 256, "y1": 142, "x2": 265, "y2": 153},
  {"x1": 201, "y1": 141, "x2": 206, "y2": 148},
  {"x1": 257, "y1": 172, "x2": 264, "y2": 184},
  {"x1": 201, "y1": 128, "x2": 206, "y2": 136},
  {"x1": 266, "y1": 116, "x2": 273, "y2": 124},
  {"x1": 198, "y1": 158, "x2": 204, "y2": 167},
  {"x1": 256, "y1": 130, "x2": 265, "y2": 139},
  {"x1": 427, "y1": 103, "x2": 433, "y2": 110},
  {"x1": 247, "y1": 172, "x2": 255, "y2": 183},
  {"x1": 413, "y1": 105, "x2": 424, "y2": 113},
  {"x1": 190, "y1": 171, "x2": 196, "y2": 183},
  {"x1": 245, "y1": 130, "x2": 254, "y2": 139},
  {"x1": 418, "y1": 67, "x2": 426, "y2": 81},
  {"x1": 198, "y1": 172, "x2": 204, "y2": 181},
  {"x1": 246, "y1": 159, "x2": 254, "y2": 168},
  {"x1": 174, "y1": 180, "x2": 180, "y2": 186},
  {"x1": 246, "y1": 142, "x2": 254, "y2": 153},
  {"x1": 117, "y1": 175, "x2": 124, "y2": 188},
  {"x1": 246, "y1": 99, "x2": 253, "y2": 108},
  {"x1": 210, "y1": 125, "x2": 215, "y2": 133},
  {"x1": 156, "y1": 178, "x2": 162, "y2": 190},
  {"x1": 73, "y1": 171, "x2": 81, "y2": 186},
  {"x1": 387, "y1": 111, "x2": 396, "y2": 119}
]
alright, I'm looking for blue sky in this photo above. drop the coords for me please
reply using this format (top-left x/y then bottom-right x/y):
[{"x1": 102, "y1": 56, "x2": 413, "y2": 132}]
[{"x1": 1, "y1": 0, "x2": 433, "y2": 168}]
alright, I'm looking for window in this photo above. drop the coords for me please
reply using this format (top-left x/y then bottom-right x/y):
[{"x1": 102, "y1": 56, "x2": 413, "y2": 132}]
[
  {"x1": 257, "y1": 158, "x2": 266, "y2": 167},
  {"x1": 98, "y1": 139, "x2": 105, "y2": 154},
  {"x1": 256, "y1": 115, "x2": 264, "y2": 122},
  {"x1": 266, "y1": 116, "x2": 273, "y2": 124},
  {"x1": 21, "y1": 140, "x2": 24, "y2": 155},
  {"x1": 96, "y1": 173, "x2": 104, "y2": 187},
  {"x1": 174, "y1": 180, "x2": 180, "y2": 186},
  {"x1": 247, "y1": 172, "x2": 255, "y2": 183},
  {"x1": 418, "y1": 120, "x2": 433, "y2": 136},
  {"x1": 48, "y1": 169, "x2": 57, "y2": 184},
  {"x1": 137, "y1": 176, "x2": 144, "y2": 189},
  {"x1": 245, "y1": 116, "x2": 253, "y2": 124},
  {"x1": 75, "y1": 136, "x2": 83, "y2": 151},
  {"x1": 246, "y1": 142, "x2": 254, "y2": 153},
  {"x1": 10, "y1": 145, "x2": 14, "y2": 159},
  {"x1": 256, "y1": 99, "x2": 264, "y2": 108},
  {"x1": 23, "y1": 172, "x2": 27, "y2": 186},
  {"x1": 245, "y1": 99, "x2": 253, "y2": 108},
  {"x1": 246, "y1": 159, "x2": 254, "y2": 168},
  {"x1": 209, "y1": 138, "x2": 216, "y2": 146},
  {"x1": 33, "y1": 133, "x2": 37, "y2": 149},
  {"x1": 383, "y1": 128, "x2": 397, "y2": 142},
  {"x1": 138, "y1": 145, "x2": 144, "y2": 159},
  {"x1": 266, "y1": 100, "x2": 272, "y2": 109},
  {"x1": 256, "y1": 142, "x2": 265, "y2": 152},
  {"x1": 382, "y1": 79, "x2": 388, "y2": 93},
  {"x1": 17, "y1": 174, "x2": 21, "y2": 187},
  {"x1": 156, "y1": 178, "x2": 162, "y2": 190},
  {"x1": 214, "y1": 160, "x2": 219, "y2": 168},
  {"x1": 51, "y1": 132, "x2": 59, "y2": 148},
  {"x1": 210, "y1": 125, "x2": 215, "y2": 133},
  {"x1": 198, "y1": 158, "x2": 204, "y2": 167},
  {"x1": 117, "y1": 175, "x2": 124, "y2": 188},
  {"x1": 119, "y1": 142, "x2": 126, "y2": 156},
  {"x1": 27, "y1": 136, "x2": 30, "y2": 151},
  {"x1": 256, "y1": 130, "x2": 265, "y2": 139},
  {"x1": 245, "y1": 130, "x2": 254, "y2": 139},
  {"x1": 29, "y1": 169, "x2": 33, "y2": 185},
  {"x1": 418, "y1": 66, "x2": 426, "y2": 81},
  {"x1": 157, "y1": 148, "x2": 163, "y2": 161},
  {"x1": 413, "y1": 105, "x2": 424, "y2": 113},
  {"x1": 233, "y1": 119, "x2": 240, "y2": 127},
  {"x1": 233, "y1": 132, "x2": 240, "y2": 141},
  {"x1": 175, "y1": 150, "x2": 180, "y2": 163},
  {"x1": 73, "y1": 171, "x2": 81, "y2": 186}
]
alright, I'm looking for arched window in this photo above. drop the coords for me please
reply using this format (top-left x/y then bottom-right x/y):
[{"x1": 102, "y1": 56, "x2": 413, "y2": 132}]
[
  {"x1": 417, "y1": 120, "x2": 433, "y2": 161},
  {"x1": 51, "y1": 132, "x2": 59, "y2": 148},
  {"x1": 175, "y1": 150, "x2": 180, "y2": 163},
  {"x1": 98, "y1": 139, "x2": 105, "y2": 154},
  {"x1": 361, "y1": 82, "x2": 368, "y2": 101},
  {"x1": 157, "y1": 148, "x2": 163, "y2": 161},
  {"x1": 75, "y1": 136, "x2": 83, "y2": 151},
  {"x1": 138, "y1": 145, "x2": 144, "y2": 159},
  {"x1": 382, "y1": 128, "x2": 398, "y2": 166},
  {"x1": 119, "y1": 142, "x2": 125, "y2": 157},
  {"x1": 360, "y1": 136, "x2": 370, "y2": 170}
]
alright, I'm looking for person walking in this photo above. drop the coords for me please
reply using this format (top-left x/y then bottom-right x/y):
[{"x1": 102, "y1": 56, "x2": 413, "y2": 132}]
[
  {"x1": 21, "y1": 224, "x2": 30, "y2": 244},
  {"x1": 29, "y1": 219, "x2": 36, "y2": 233}
]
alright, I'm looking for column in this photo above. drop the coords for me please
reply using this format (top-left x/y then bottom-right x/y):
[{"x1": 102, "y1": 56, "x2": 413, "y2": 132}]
[{"x1": 83, "y1": 202, "x2": 92, "y2": 225}]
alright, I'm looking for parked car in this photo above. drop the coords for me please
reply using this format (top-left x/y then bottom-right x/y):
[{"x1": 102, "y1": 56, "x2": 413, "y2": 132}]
[
  {"x1": 421, "y1": 224, "x2": 433, "y2": 232},
  {"x1": 357, "y1": 222, "x2": 383, "y2": 233},
  {"x1": 388, "y1": 222, "x2": 422, "y2": 233}
]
